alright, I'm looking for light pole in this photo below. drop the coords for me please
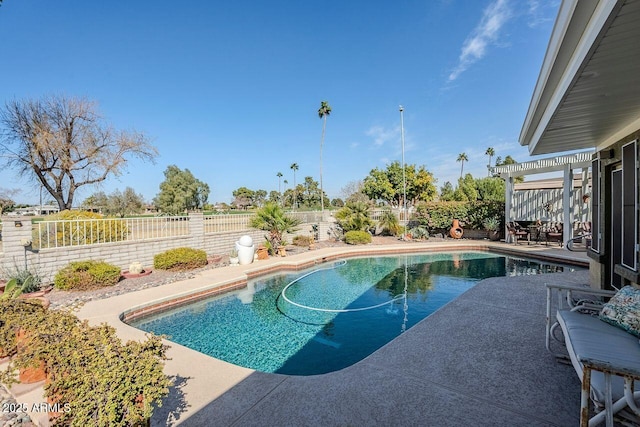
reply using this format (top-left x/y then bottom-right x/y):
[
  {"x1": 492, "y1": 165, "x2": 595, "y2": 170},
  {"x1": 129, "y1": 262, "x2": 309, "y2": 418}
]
[{"x1": 399, "y1": 105, "x2": 407, "y2": 239}]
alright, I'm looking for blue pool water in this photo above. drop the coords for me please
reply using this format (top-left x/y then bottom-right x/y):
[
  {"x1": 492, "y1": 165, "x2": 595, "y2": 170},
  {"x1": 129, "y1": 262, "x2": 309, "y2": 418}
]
[{"x1": 129, "y1": 252, "x2": 580, "y2": 375}]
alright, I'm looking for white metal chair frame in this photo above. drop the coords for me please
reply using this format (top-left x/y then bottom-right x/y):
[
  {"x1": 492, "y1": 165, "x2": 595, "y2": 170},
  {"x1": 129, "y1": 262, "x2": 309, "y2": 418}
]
[{"x1": 545, "y1": 283, "x2": 640, "y2": 426}]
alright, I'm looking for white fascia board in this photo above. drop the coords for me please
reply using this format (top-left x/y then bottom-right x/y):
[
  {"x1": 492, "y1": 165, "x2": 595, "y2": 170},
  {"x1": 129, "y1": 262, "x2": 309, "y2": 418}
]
[
  {"x1": 526, "y1": 0, "x2": 619, "y2": 155},
  {"x1": 519, "y1": 0, "x2": 579, "y2": 146}
]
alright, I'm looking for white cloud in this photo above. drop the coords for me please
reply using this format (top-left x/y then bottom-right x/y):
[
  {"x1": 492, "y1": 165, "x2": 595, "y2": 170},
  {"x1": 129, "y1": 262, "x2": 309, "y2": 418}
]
[
  {"x1": 526, "y1": 0, "x2": 558, "y2": 28},
  {"x1": 365, "y1": 125, "x2": 400, "y2": 147},
  {"x1": 448, "y1": 0, "x2": 512, "y2": 82}
]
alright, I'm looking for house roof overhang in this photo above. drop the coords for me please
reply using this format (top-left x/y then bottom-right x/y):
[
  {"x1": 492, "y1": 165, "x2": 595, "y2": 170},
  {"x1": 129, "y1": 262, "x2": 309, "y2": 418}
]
[{"x1": 519, "y1": 0, "x2": 640, "y2": 155}]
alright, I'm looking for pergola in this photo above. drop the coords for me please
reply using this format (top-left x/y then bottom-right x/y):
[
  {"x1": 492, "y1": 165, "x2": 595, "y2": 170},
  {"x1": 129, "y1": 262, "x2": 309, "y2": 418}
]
[{"x1": 491, "y1": 151, "x2": 593, "y2": 245}]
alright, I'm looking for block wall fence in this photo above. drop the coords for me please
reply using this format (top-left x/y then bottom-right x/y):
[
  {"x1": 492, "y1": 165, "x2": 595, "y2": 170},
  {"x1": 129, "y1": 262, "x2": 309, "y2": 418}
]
[{"x1": 0, "y1": 213, "x2": 320, "y2": 283}]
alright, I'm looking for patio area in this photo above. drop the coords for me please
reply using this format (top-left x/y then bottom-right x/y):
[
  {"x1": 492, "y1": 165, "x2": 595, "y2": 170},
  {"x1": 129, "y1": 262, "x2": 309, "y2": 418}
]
[
  {"x1": 7, "y1": 241, "x2": 589, "y2": 426},
  {"x1": 158, "y1": 260, "x2": 586, "y2": 426}
]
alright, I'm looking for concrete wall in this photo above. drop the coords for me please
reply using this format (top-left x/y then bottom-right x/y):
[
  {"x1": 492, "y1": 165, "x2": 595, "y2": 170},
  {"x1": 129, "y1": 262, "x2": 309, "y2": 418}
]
[{"x1": 0, "y1": 213, "x2": 324, "y2": 283}]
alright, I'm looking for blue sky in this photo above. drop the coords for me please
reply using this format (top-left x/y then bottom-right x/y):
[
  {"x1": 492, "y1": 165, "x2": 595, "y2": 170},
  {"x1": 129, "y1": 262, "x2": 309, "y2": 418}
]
[{"x1": 0, "y1": 0, "x2": 561, "y2": 206}]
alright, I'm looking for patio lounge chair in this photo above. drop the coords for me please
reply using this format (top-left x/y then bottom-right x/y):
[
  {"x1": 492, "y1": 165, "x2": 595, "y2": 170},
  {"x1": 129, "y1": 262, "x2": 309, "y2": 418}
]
[
  {"x1": 545, "y1": 222, "x2": 563, "y2": 246},
  {"x1": 506, "y1": 222, "x2": 529, "y2": 244},
  {"x1": 546, "y1": 284, "x2": 640, "y2": 426}
]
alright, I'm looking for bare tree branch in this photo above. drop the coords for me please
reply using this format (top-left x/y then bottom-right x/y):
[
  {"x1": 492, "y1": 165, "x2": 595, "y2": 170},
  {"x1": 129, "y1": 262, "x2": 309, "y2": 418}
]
[{"x1": 0, "y1": 95, "x2": 158, "y2": 210}]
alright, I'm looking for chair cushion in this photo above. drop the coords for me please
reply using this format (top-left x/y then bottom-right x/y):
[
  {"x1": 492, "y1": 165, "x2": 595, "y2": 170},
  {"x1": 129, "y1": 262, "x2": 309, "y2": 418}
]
[
  {"x1": 600, "y1": 286, "x2": 640, "y2": 337},
  {"x1": 558, "y1": 310, "x2": 640, "y2": 403}
]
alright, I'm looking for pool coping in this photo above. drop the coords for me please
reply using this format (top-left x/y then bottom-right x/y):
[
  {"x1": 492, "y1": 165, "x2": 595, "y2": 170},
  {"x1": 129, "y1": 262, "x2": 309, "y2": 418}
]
[
  {"x1": 13, "y1": 241, "x2": 590, "y2": 425},
  {"x1": 121, "y1": 241, "x2": 588, "y2": 325}
]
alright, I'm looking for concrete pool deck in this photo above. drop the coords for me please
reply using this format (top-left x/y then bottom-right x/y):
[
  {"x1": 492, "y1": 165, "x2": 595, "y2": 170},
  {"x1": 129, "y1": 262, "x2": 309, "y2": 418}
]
[{"x1": 11, "y1": 241, "x2": 590, "y2": 426}]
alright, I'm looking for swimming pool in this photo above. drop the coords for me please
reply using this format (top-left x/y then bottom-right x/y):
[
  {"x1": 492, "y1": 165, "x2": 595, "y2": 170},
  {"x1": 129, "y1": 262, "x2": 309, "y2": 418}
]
[{"x1": 129, "y1": 251, "x2": 580, "y2": 375}]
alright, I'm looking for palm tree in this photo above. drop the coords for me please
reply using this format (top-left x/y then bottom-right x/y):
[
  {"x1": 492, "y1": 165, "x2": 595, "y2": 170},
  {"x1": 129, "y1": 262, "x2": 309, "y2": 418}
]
[
  {"x1": 290, "y1": 163, "x2": 299, "y2": 210},
  {"x1": 318, "y1": 101, "x2": 332, "y2": 213},
  {"x1": 485, "y1": 147, "x2": 495, "y2": 176},
  {"x1": 250, "y1": 202, "x2": 301, "y2": 254},
  {"x1": 457, "y1": 153, "x2": 468, "y2": 178},
  {"x1": 276, "y1": 172, "x2": 283, "y2": 205}
]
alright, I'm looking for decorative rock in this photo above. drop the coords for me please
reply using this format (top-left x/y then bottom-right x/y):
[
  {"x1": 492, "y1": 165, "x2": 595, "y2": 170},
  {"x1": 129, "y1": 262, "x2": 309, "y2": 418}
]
[{"x1": 129, "y1": 261, "x2": 144, "y2": 274}]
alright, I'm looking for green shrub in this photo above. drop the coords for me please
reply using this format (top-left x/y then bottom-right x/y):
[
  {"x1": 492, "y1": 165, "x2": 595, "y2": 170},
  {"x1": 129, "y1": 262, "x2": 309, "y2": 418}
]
[
  {"x1": 0, "y1": 300, "x2": 170, "y2": 426},
  {"x1": 0, "y1": 299, "x2": 47, "y2": 358},
  {"x1": 344, "y1": 230, "x2": 372, "y2": 245},
  {"x1": 154, "y1": 247, "x2": 208, "y2": 271},
  {"x1": 412, "y1": 201, "x2": 504, "y2": 232},
  {"x1": 54, "y1": 260, "x2": 121, "y2": 290},
  {"x1": 293, "y1": 235, "x2": 312, "y2": 247}
]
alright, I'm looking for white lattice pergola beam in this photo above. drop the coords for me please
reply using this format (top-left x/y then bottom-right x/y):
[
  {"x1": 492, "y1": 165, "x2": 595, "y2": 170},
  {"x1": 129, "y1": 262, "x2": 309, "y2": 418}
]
[
  {"x1": 492, "y1": 151, "x2": 594, "y2": 245},
  {"x1": 490, "y1": 152, "x2": 593, "y2": 177}
]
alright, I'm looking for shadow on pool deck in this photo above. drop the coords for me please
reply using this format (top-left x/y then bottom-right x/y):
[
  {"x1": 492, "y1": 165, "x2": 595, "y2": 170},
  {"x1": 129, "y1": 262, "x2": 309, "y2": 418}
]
[{"x1": 155, "y1": 267, "x2": 587, "y2": 427}]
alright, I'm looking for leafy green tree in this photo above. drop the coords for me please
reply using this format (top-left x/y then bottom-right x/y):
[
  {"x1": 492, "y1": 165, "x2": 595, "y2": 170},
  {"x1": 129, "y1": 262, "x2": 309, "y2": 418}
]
[
  {"x1": 456, "y1": 153, "x2": 468, "y2": 178},
  {"x1": 318, "y1": 101, "x2": 331, "y2": 213},
  {"x1": 232, "y1": 187, "x2": 254, "y2": 210},
  {"x1": 335, "y1": 201, "x2": 373, "y2": 232},
  {"x1": 362, "y1": 161, "x2": 437, "y2": 207},
  {"x1": 411, "y1": 165, "x2": 438, "y2": 203},
  {"x1": 253, "y1": 189, "x2": 267, "y2": 207},
  {"x1": 82, "y1": 191, "x2": 108, "y2": 211},
  {"x1": 475, "y1": 177, "x2": 505, "y2": 202},
  {"x1": 485, "y1": 147, "x2": 495, "y2": 176},
  {"x1": 83, "y1": 187, "x2": 145, "y2": 216},
  {"x1": 300, "y1": 176, "x2": 327, "y2": 208},
  {"x1": 250, "y1": 203, "x2": 301, "y2": 253},
  {"x1": 439, "y1": 182, "x2": 455, "y2": 201},
  {"x1": 268, "y1": 190, "x2": 280, "y2": 203},
  {"x1": 0, "y1": 95, "x2": 157, "y2": 210},
  {"x1": 453, "y1": 174, "x2": 478, "y2": 201},
  {"x1": 107, "y1": 187, "x2": 145, "y2": 217},
  {"x1": 331, "y1": 198, "x2": 344, "y2": 207},
  {"x1": 154, "y1": 165, "x2": 209, "y2": 214},
  {"x1": 362, "y1": 168, "x2": 394, "y2": 205}
]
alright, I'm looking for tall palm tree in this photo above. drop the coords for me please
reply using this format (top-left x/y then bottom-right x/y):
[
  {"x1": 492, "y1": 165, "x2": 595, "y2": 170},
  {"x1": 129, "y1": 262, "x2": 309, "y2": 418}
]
[
  {"x1": 485, "y1": 147, "x2": 495, "y2": 176},
  {"x1": 290, "y1": 163, "x2": 299, "y2": 210},
  {"x1": 318, "y1": 101, "x2": 332, "y2": 213},
  {"x1": 456, "y1": 153, "x2": 468, "y2": 178},
  {"x1": 276, "y1": 172, "x2": 283, "y2": 204}
]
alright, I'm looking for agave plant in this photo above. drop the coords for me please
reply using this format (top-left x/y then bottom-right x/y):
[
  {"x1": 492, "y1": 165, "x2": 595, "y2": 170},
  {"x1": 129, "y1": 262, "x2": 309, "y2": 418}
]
[
  {"x1": 0, "y1": 266, "x2": 42, "y2": 299},
  {"x1": 482, "y1": 217, "x2": 501, "y2": 231},
  {"x1": 0, "y1": 279, "x2": 23, "y2": 299}
]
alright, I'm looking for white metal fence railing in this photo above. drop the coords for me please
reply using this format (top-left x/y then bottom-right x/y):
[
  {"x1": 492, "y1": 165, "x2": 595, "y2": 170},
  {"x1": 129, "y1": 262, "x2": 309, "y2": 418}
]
[
  {"x1": 33, "y1": 216, "x2": 190, "y2": 249},
  {"x1": 370, "y1": 208, "x2": 409, "y2": 223},
  {"x1": 287, "y1": 211, "x2": 324, "y2": 224},
  {"x1": 204, "y1": 213, "x2": 253, "y2": 234},
  {"x1": 25, "y1": 207, "x2": 435, "y2": 250},
  {"x1": 203, "y1": 211, "x2": 324, "y2": 234}
]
